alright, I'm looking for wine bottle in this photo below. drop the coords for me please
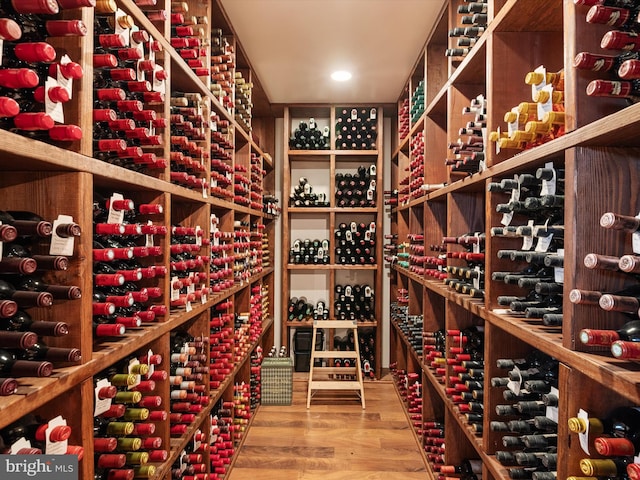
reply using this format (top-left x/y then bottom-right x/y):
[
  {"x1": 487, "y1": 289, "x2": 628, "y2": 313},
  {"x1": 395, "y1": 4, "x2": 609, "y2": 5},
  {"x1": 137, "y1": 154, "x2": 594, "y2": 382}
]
[
  {"x1": 2, "y1": 309, "x2": 69, "y2": 336},
  {"x1": 0, "y1": 348, "x2": 52, "y2": 377}
]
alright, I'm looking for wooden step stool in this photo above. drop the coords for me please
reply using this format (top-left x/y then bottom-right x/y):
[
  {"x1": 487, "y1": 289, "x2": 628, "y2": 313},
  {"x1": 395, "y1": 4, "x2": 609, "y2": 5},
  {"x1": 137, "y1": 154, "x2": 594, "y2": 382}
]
[{"x1": 306, "y1": 320, "x2": 365, "y2": 409}]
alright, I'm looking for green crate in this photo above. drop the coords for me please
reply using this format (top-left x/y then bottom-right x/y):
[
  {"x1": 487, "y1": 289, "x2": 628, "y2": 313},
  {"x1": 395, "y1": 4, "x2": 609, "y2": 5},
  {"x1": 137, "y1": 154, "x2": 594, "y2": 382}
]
[{"x1": 261, "y1": 356, "x2": 293, "y2": 406}]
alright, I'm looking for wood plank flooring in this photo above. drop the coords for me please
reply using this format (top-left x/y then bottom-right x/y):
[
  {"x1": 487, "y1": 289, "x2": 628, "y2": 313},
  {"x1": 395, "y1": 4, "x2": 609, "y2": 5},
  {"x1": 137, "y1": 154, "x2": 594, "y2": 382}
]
[{"x1": 228, "y1": 374, "x2": 428, "y2": 480}]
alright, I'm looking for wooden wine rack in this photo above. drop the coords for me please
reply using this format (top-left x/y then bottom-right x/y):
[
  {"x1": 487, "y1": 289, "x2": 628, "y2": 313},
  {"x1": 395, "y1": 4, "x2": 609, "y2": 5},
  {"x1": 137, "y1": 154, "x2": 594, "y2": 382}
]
[
  {"x1": 389, "y1": 1, "x2": 640, "y2": 479},
  {"x1": 0, "y1": 1, "x2": 277, "y2": 479},
  {"x1": 281, "y1": 105, "x2": 385, "y2": 378}
]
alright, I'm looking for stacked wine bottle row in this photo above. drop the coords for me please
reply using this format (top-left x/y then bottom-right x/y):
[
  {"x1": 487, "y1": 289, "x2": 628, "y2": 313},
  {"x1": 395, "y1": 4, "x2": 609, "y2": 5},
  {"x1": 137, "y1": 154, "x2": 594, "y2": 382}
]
[
  {"x1": 391, "y1": 301, "x2": 423, "y2": 355},
  {"x1": 335, "y1": 107, "x2": 378, "y2": 150},
  {"x1": 446, "y1": 0, "x2": 488, "y2": 58},
  {"x1": 0, "y1": 210, "x2": 82, "y2": 390},
  {"x1": 210, "y1": 27, "x2": 235, "y2": 115},
  {"x1": 288, "y1": 176, "x2": 329, "y2": 207},
  {"x1": 210, "y1": 117, "x2": 234, "y2": 202},
  {"x1": 443, "y1": 327, "x2": 484, "y2": 435},
  {"x1": 288, "y1": 118, "x2": 330, "y2": 150},
  {"x1": 289, "y1": 238, "x2": 330, "y2": 265},
  {"x1": 572, "y1": 210, "x2": 640, "y2": 359},
  {"x1": 334, "y1": 222, "x2": 377, "y2": 265},
  {"x1": 334, "y1": 284, "x2": 375, "y2": 322},
  {"x1": 448, "y1": 94, "x2": 486, "y2": 177},
  {"x1": 490, "y1": 352, "x2": 559, "y2": 480},
  {"x1": 489, "y1": 162, "x2": 565, "y2": 327},
  {"x1": 287, "y1": 297, "x2": 328, "y2": 322},
  {"x1": 488, "y1": 67, "x2": 565, "y2": 152},
  {"x1": 234, "y1": 71, "x2": 252, "y2": 133},
  {"x1": 398, "y1": 97, "x2": 410, "y2": 140},
  {"x1": 444, "y1": 233, "x2": 485, "y2": 300},
  {"x1": 574, "y1": 1, "x2": 640, "y2": 104},
  {"x1": 169, "y1": 93, "x2": 208, "y2": 193},
  {"x1": 566, "y1": 405, "x2": 640, "y2": 479},
  {"x1": 410, "y1": 80, "x2": 425, "y2": 125},
  {"x1": 93, "y1": 192, "x2": 167, "y2": 339},
  {"x1": 335, "y1": 165, "x2": 377, "y2": 208},
  {"x1": 0, "y1": 0, "x2": 88, "y2": 142},
  {"x1": 94, "y1": 2, "x2": 168, "y2": 174}
]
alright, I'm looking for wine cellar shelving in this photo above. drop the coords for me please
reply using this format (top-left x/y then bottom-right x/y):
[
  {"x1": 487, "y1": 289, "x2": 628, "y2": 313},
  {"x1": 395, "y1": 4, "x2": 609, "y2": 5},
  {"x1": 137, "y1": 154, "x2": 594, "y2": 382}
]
[
  {"x1": 390, "y1": 1, "x2": 640, "y2": 480},
  {"x1": 282, "y1": 105, "x2": 384, "y2": 379},
  {"x1": 0, "y1": 1, "x2": 276, "y2": 479}
]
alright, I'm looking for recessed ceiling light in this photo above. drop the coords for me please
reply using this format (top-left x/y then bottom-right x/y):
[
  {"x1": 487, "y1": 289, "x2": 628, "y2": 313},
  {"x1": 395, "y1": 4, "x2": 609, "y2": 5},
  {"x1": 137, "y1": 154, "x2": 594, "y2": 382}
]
[{"x1": 331, "y1": 70, "x2": 352, "y2": 82}]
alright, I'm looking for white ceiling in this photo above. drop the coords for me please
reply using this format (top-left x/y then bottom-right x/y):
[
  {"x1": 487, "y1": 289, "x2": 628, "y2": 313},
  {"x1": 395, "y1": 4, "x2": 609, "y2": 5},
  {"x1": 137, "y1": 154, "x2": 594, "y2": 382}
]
[{"x1": 220, "y1": 0, "x2": 447, "y2": 105}]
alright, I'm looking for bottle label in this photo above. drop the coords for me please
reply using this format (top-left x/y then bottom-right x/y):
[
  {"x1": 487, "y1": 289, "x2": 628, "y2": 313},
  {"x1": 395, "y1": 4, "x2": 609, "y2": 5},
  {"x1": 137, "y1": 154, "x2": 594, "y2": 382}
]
[
  {"x1": 50, "y1": 215, "x2": 76, "y2": 256},
  {"x1": 9, "y1": 437, "x2": 32, "y2": 455},
  {"x1": 171, "y1": 276, "x2": 180, "y2": 301},
  {"x1": 546, "y1": 386, "x2": 559, "y2": 424},
  {"x1": 540, "y1": 161, "x2": 557, "y2": 195},
  {"x1": 0, "y1": 221, "x2": 4, "y2": 259},
  {"x1": 144, "y1": 348, "x2": 155, "y2": 378},
  {"x1": 507, "y1": 365, "x2": 523, "y2": 395},
  {"x1": 577, "y1": 408, "x2": 592, "y2": 455},
  {"x1": 94, "y1": 378, "x2": 114, "y2": 416},
  {"x1": 522, "y1": 220, "x2": 535, "y2": 251},
  {"x1": 57, "y1": 54, "x2": 74, "y2": 100},
  {"x1": 555, "y1": 248, "x2": 564, "y2": 282},
  {"x1": 536, "y1": 219, "x2": 554, "y2": 252},
  {"x1": 107, "y1": 193, "x2": 126, "y2": 225},
  {"x1": 45, "y1": 77, "x2": 65, "y2": 124},
  {"x1": 193, "y1": 427, "x2": 203, "y2": 452},
  {"x1": 632, "y1": 211, "x2": 640, "y2": 254},
  {"x1": 45, "y1": 416, "x2": 68, "y2": 455}
]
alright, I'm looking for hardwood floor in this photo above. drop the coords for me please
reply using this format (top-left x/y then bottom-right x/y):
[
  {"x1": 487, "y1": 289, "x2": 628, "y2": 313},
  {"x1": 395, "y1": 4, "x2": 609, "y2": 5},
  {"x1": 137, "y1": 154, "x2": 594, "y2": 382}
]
[{"x1": 228, "y1": 374, "x2": 428, "y2": 480}]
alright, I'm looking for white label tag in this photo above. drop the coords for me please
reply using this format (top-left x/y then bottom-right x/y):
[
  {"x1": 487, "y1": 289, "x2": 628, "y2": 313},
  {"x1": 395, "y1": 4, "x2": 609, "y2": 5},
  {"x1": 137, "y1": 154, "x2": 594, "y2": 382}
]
[
  {"x1": 10, "y1": 437, "x2": 32, "y2": 455},
  {"x1": 632, "y1": 213, "x2": 640, "y2": 254},
  {"x1": 58, "y1": 54, "x2": 73, "y2": 99},
  {"x1": 0, "y1": 221, "x2": 3, "y2": 259},
  {"x1": 351, "y1": 108, "x2": 358, "y2": 121},
  {"x1": 555, "y1": 248, "x2": 564, "y2": 283},
  {"x1": 522, "y1": 220, "x2": 535, "y2": 251},
  {"x1": 171, "y1": 276, "x2": 180, "y2": 301},
  {"x1": 142, "y1": 348, "x2": 154, "y2": 378},
  {"x1": 540, "y1": 161, "x2": 556, "y2": 196},
  {"x1": 545, "y1": 386, "x2": 559, "y2": 424},
  {"x1": 531, "y1": 65, "x2": 546, "y2": 99},
  {"x1": 50, "y1": 215, "x2": 75, "y2": 256},
  {"x1": 507, "y1": 366, "x2": 522, "y2": 395},
  {"x1": 45, "y1": 77, "x2": 65, "y2": 124},
  {"x1": 186, "y1": 300, "x2": 192, "y2": 312},
  {"x1": 195, "y1": 226, "x2": 203, "y2": 246},
  {"x1": 535, "y1": 232, "x2": 553, "y2": 252},
  {"x1": 94, "y1": 378, "x2": 113, "y2": 416},
  {"x1": 193, "y1": 428, "x2": 202, "y2": 452},
  {"x1": 45, "y1": 416, "x2": 68, "y2": 454},
  {"x1": 578, "y1": 408, "x2": 591, "y2": 455},
  {"x1": 107, "y1": 193, "x2": 125, "y2": 224},
  {"x1": 501, "y1": 211, "x2": 514, "y2": 227},
  {"x1": 537, "y1": 85, "x2": 554, "y2": 120}
]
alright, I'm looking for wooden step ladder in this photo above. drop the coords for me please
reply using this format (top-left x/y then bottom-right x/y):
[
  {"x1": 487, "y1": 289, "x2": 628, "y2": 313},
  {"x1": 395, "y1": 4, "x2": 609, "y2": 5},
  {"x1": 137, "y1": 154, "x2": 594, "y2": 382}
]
[{"x1": 306, "y1": 320, "x2": 365, "y2": 409}]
